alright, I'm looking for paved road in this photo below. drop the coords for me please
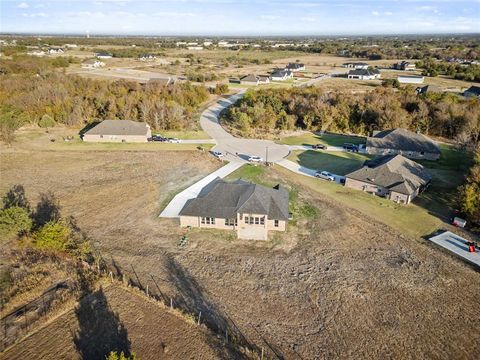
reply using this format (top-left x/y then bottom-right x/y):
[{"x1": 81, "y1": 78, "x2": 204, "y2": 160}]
[
  {"x1": 276, "y1": 159, "x2": 345, "y2": 184},
  {"x1": 200, "y1": 92, "x2": 290, "y2": 163},
  {"x1": 160, "y1": 161, "x2": 243, "y2": 218}
]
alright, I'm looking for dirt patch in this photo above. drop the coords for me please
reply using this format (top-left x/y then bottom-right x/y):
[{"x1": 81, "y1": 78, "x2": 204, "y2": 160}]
[{"x1": 1, "y1": 283, "x2": 236, "y2": 360}]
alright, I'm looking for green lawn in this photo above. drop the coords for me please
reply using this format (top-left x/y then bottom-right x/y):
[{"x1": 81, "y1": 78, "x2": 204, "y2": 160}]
[
  {"x1": 153, "y1": 130, "x2": 211, "y2": 140},
  {"x1": 280, "y1": 132, "x2": 367, "y2": 147},
  {"x1": 414, "y1": 144, "x2": 474, "y2": 219},
  {"x1": 288, "y1": 150, "x2": 373, "y2": 175},
  {"x1": 55, "y1": 139, "x2": 214, "y2": 152}
]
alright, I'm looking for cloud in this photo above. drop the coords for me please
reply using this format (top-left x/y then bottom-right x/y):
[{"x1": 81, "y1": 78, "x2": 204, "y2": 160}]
[
  {"x1": 300, "y1": 16, "x2": 317, "y2": 22},
  {"x1": 372, "y1": 11, "x2": 380, "y2": 16},
  {"x1": 22, "y1": 12, "x2": 47, "y2": 18},
  {"x1": 385, "y1": 11, "x2": 393, "y2": 16},
  {"x1": 17, "y1": 2, "x2": 29, "y2": 8}
]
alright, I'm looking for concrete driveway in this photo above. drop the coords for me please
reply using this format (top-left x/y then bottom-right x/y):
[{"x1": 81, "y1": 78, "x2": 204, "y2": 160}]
[{"x1": 200, "y1": 92, "x2": 290, "y2": 163}]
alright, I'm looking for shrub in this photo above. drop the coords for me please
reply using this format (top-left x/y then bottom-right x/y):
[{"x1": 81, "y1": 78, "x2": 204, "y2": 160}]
[
  {"x1": 0, "y1": 206, "x2": 32, "y2": 238},
  {"x1": 33, "y1": 220, "x2": 72, "y2": 252},
  {"x1": 106, "y1": 351, "x2": 136, "y2": 360},
  {"x1": 38, "y1": 114, "x2": 56, "y2": 128}
]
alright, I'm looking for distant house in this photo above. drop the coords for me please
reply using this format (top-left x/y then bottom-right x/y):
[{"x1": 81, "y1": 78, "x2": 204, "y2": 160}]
[
  {"x1": 64, "y1": 44, "x2": 78, "y2": 49},
  {"x1": 270, "y1": 70, "x2": 293, "y2": 81},
  {"x1": 239, "y1": 74, "x2": 270, "y2": 86},
  {"x1": 347, "y1": 69, "x2": 380, "y2": 80},
  {"x1": 179, "y1": 179, "x2": 289, "y2": 240},
  {"x1": 398, "y1": 75, "x2": 424, "y2": 84},
  {"x1": 285, "y1": 63, "x2": 305, "y2": 71},
  {"x1": 187, "y1": 46, "x2": 203, "y2": 51},
  {"x1": 83, "y1": 120, "x2": 151, "y2": 143},
  {"x1": 82, "y1": 59, "x2": 105, "y2": 69},
  {"x1": 345, "y1": 154, "x2": 431, "y2": 204},
  {"x1": 47, "y1": 47, "x2": 64, "y2": 54},
  {"x1": 464, "y1": 86, "x2": 480, "y2": 99},
  {"x1": 416, "y1": 85, "x2": 441, "y2": 95},
  {"x1": 95, "y1": 52, "x2": 113, "y2": 59},
  {"x1": 394, "y1": 61, "x2": 416, "y2": 71},
  {"x1": 138, "y1": 54, "x2": 156, "y2": 61},
  {"x1": 366, "y1": 128, "x2": 441, "y2": 160},
  {"x1": 343, "y1": 62, "x2": 369, "y2": 69}
]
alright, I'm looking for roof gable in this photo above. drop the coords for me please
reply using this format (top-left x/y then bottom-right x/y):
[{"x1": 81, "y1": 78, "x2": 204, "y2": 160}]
[
  {"x1": 84, "y1": 120, "x2": 150, "y2": 136},
  {"x1": 367, "y1": 128, "x2": 440, "y2": 154}
]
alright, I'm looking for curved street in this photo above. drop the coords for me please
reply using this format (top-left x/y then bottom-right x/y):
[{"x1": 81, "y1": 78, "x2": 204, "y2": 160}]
[{"x1": 200, "y1": 91, "x2": 290, "y2": 163}]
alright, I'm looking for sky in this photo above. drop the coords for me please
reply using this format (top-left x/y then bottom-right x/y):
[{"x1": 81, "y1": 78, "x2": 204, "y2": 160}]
[{"x1": 1, "y1": 0, "x2": 479, "y2": 36}]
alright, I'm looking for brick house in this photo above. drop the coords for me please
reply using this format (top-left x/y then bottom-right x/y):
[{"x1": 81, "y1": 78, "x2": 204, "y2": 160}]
[
  {"x1": 366, "y1": 128, "x2": 441, "y2": 160},
  {"x1": 345, "y1": 154, "x2": 431, "y2": 204},
  {"x1": 179, "y1": 179, "x2": 289, "y2": 240}
]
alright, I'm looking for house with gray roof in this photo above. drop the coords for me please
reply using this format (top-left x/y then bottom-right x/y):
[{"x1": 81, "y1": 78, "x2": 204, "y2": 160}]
[
  {"x1": 179, "y1": 179, "x2": 289, "y2": 240},
  {"x1": 347, "y1": 68, "x2": 380, "y2": 80},
  {"x1": 464, "y1": 85, "x2": 480, "y2": 99},
  {"x1": 366, "y1": 128, "x2": 441, "y2": 160},
  {"x1": 345, "y1": 154, "x2": 431, "y2": 204},
  {"x1": 416, "y1": 85, "x2": 441, "y2": 95},
  {"x1": 239, "y1": 74, "x2": 270, "y2": 86},
  {"x1": 343, "y1": 62, "x2": 369, "y2": 69},
  {"x1": 82, "y1": 120, "x2": 151, "y2": 143}
]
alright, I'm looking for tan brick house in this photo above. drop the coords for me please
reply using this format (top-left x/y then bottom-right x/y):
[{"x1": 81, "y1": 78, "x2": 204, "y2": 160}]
[
  {"x1": 83, "y1": 120, "x2": 151, "y2": 143},
  {"x1": 345, "y1": 154, "x2": 431, "y2": 204},
  {"x1": 179, "y1": 179, "x2": 289, "y2": 240},
  {"x1": 366, "y1": 128, "x2": 441, "y2": 160}
]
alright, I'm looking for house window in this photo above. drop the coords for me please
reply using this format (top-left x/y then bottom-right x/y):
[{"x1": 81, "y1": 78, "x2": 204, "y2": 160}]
[
  {"x1": 201, "y1": 217, "x2": 215, "y2": 225},
  {"x1": 100, "y1": 135, "x2": 103, "y2": 138},
  {"x1": 255, "y1": 217, "x2": 259, "y2": 225},
  {"x1": 260, "y1": 217, "x2": 265, "y2": 225},
  {"x1": 225, "y1": 218, "x2": 237, "y2": 226},
  {"x1": 420, "y1": 151, "x2": 425, "y2": 156},
  {"x1": 244, "y1": 216, "x2": 264, "y2": 225},
  {"x1": 274, "y1": 220, "x2": 279, "y2": 227}
]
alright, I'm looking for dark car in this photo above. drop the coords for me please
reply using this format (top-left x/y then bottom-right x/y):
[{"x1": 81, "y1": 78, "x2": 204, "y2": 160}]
[
  {"x1": 151, "y1": 135, "x2": 166, "y2": 142},
  {"x1": 343, "y1": 143, "x2": 358, "y2": 152},
  {"x1": 311, "y1": 144, "x2": 326, "y2": 150}
]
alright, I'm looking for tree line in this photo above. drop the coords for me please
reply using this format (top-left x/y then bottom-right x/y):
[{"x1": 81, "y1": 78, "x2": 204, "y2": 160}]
[
  {"x1": 416, "y1": 59, "x2": 480, "y2": 82},
  {"x1": 459, "y1": 148, "x2": 480, "y2": 231},
  {"x1": 0, "y1": 56, "x2": 210, "y2": 142},
  {"x1": 221, "y1": 86, "x2": 480, "y2": 148}
]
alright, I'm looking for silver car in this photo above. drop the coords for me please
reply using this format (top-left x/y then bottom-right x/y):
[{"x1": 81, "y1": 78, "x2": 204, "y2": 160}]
[{"x1": 315, "y1": 171, "x2": 335, "y2": 181}]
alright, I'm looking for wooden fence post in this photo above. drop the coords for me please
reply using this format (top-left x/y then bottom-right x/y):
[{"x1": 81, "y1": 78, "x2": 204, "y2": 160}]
[{"x1": 197, "y1": 311, "x2": 201, "y2": 326}]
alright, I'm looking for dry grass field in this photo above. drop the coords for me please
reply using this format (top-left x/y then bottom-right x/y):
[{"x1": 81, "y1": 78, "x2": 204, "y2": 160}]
[
  {"x1": 1, "y1": 130, "x2": 479, "y2": 359},
  {"x1": 1, "y1": 283, "x2": 236, "y2": 360}
]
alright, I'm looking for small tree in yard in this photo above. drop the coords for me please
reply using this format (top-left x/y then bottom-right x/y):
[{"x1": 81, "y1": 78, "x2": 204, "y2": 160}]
[
  {"x1": 33, "y1": 220, "x2": 72, "y2": 252},
  {"x1": 0, "y1": 206, "x2": 32, "y2": 238},
  {"x1": 106, "y1": 351, "x2": 136, "y2": 360},
  {"x1": 38, "y1": 114, "x2": 55, "y2": 129}
]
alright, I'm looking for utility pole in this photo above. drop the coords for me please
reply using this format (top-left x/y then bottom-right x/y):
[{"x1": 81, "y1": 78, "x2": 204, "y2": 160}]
[{"x1": 266, "y1": 146, "x2": 269, "y2": 164}]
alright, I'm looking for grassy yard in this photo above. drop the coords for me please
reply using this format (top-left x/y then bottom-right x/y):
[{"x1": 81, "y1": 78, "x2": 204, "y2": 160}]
[
  {"x1": 288, "y1": 150, "x2": 373, "y2": 175},
  {"x1": 280, "y1": 132, "x2": 367, "y2": 147},
  {"x1": 153, "y1": 130, "x2": 211, "y2": 140},
  {"x1": 415, "y1": 144, "x2": 474, "y2": 219}
]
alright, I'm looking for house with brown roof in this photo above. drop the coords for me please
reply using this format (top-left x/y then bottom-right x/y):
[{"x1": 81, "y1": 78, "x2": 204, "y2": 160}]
[
  {"x1": 179, "y1": 179, "x2": 289, "y2": 240},
  {"x1": 345, "y1": 154, "x2": 431, "y2": 204},
  {"x1": 82, "y1": 120, "x2": 151, "y2": 143},
  {"x1": 366, "y1": 128, "x2": 441, "y2": 160}
]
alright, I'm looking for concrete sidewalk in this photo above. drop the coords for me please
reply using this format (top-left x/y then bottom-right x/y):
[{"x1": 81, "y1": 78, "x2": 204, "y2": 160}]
[
  {"x1": 177, "y1": 139, "x2": 216, "y2": 144},
  {"x1": 276, "y1": 159, "x2": 345, "y2": 184},
  {"x1": 159, "y1": 161, "x2": 243, "y2": 218}
]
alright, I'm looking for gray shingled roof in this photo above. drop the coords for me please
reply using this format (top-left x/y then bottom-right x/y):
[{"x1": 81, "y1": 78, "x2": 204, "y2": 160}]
[
  {"x1": 84, "y1": 120, "x2": 150, "y2": 136},
  {"x1": 348, "y1": 69, "x2": 378, "y2": 76},
  {"x1": 465, "y1": 86, "x2": 480, "y2": 96},
  {"x1": 367, "y1": 128, "x2": 440, "y2": 154},
  {"x1": 417, "y1": 85, "x2": 441, "y2": 94},
  {"x1": 240, "y1": 74, "x2": 259, "y2": 82},
  {"x1": 179, "y1": 179, "x2": 289, "y2": 220},
  {"x1": 346, "y1": 154, "x2": 431, "y2": 195}
]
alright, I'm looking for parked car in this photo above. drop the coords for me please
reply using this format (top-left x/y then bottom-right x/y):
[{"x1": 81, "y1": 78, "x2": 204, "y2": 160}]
[
  {"x1": 167, "y1": 138, "x2": 181, "y2": 143},
  {"x1": 151, "y1": 135, "x2": 166, "y2": 142},
  {"x1": 343, "y1": 143, "x2": 358, "y2": 152},
  {"x1": 248, "y1": 156, "x2": 263, "y2": 163},
  {"x1": 315, "y1": 171, "x2": 335, "y2": 181},
  {"x1": 212, "y1": 151, "x2": 224, "y2": 158},
  {"x1": 311, "y1": 144, "x2": 326, "y2": 150}
]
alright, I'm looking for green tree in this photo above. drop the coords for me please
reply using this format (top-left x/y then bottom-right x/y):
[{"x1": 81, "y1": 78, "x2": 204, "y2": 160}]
[
  {"x1": 33, "y1": 220, "x2": 72, "y2": 252},
  {"x1": 38, "y1": 114, "x2": 56, "y2": 128},
  {"x1": 106, "y1": 351, "x2": 136, "y2": 360},
  {"x1": 459, "y1": 149, "x2": 480, "y2": 229},
  {"x1": 0, "y1": 206, "x2": 32, "y2": 238}
]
